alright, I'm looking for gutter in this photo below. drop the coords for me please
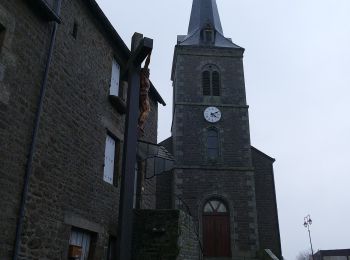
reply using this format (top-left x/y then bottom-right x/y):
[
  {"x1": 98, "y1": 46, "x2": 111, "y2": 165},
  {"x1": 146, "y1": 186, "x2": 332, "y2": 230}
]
[{"x1": 13, "y1": 2, "x2": 61, "y2": 259}]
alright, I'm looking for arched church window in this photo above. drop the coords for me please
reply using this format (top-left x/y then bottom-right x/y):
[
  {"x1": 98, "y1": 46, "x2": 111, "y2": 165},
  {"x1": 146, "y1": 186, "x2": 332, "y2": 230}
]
[
  {"x1": 202, "y1": 65, "x2": 221, "y2": 96},
  {"x1": 202, "y1": 71, "x2": 211, "y2": 95},
  {"x1": 212, "y1": 71, "x2": 220, "y2": 96},
  {"x1": 207, "y1": 128, "x2": 219, "y2": 159},
  {"x1": 203, "y1": 199, "x2": 228, "y2": 213}
]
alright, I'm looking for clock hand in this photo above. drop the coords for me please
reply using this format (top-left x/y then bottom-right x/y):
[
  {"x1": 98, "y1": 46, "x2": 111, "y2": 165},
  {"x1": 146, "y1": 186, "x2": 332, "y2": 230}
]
[{"x1": 210, "y1": 113, "x2": 218, "y2": 118}]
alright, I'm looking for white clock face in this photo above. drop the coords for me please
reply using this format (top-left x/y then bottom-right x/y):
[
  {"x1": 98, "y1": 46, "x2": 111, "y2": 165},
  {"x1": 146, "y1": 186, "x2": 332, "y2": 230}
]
[{"x1": 204, "y1": 106, "x2": 221, "y2": 123}]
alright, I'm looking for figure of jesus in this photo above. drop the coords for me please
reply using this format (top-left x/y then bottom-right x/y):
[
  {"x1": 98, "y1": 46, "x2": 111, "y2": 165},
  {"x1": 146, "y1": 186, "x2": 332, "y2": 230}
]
[{"x1": 138, "y1": 53, "x2": 152, "y2": 133}]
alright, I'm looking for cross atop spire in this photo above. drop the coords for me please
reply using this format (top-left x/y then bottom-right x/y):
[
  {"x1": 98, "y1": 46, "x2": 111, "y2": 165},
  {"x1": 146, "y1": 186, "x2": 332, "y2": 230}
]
[{"x1": 178, "y1": 0, "x2": 241, "y2": 48}]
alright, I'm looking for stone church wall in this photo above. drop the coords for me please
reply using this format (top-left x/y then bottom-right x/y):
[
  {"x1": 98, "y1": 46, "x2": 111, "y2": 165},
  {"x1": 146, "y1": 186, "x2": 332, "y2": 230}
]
[
  {"x1": 174, "y1": 168, "x2": 259, "y2": 258},
  {"x1": 252, "y1": 147, "x2": 282, "y2": 259}
]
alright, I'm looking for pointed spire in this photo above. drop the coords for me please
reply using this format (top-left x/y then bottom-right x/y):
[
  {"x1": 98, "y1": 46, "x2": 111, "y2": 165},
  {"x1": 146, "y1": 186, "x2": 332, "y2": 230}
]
[
  {"x1": 188, "y1": 0, "x2": 223, "y2": 35},
  {"x1": 178, "y1": 0, "x2": 241, "y2": 48}
]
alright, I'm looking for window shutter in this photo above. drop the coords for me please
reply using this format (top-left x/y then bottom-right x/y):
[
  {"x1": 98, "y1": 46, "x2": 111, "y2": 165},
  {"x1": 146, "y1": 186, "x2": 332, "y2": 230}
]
[
  {"x1": 202, "y1": 71, "x2": 211, "y2": 96},
  {"x1": 110, "y1": 59, "x2": 120, "y2": 96},
  {"x1": 212, "y1": 71, "x2": 220, "y2": 96},
  {"x1": 103, "y1": 135, "x2": 116, "y2": 184}
]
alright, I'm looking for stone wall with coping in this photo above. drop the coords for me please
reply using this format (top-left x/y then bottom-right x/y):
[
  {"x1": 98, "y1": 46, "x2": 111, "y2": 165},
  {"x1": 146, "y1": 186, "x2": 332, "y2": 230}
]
[{"x1": 132, "y1": 209, "x2": 199, "y2": 260}]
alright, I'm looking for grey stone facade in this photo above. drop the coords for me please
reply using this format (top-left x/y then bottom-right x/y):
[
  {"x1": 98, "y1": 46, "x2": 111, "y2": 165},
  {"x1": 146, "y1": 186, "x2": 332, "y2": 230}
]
[
  {"x1": 156, "y1": 0, "x2": 282, "y2": 258},
  {"x1": 0, "y1": 0, "x2": 164, "y2": 259},
  {"x1": 166, "y1": 45, "x2": 261, "y2": 259}
]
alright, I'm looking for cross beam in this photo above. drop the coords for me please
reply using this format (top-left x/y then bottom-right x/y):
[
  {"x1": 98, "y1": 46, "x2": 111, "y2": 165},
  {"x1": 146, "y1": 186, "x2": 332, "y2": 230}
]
[{"x1": 117, "y1": 33, "x2": 153, "y2": 260}]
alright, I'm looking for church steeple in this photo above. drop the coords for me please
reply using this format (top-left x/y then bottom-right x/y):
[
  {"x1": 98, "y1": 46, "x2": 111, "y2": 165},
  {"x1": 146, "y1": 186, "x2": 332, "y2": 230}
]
[
  {"x1": 177, "y1": 0, "x2": 241, "y2": 48},
  {"x1": 187, "y1": 0, "x2": 223, "y2": 36}
]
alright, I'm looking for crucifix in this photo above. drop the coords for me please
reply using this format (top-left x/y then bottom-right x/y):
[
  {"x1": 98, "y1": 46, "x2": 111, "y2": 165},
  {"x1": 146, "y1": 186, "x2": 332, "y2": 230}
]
[{"x1": 117, "y1": 33, "x2": 153, "y2": 260}]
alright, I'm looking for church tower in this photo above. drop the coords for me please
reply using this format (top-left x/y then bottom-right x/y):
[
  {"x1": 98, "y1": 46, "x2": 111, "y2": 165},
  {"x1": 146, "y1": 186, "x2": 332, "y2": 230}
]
[{"x1": 159, "y1": 0, "x2": 282, "y2": 258}]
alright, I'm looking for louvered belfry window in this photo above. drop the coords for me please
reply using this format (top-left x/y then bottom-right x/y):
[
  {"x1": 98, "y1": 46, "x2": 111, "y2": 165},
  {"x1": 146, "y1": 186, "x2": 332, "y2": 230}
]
[
  {"x1": 212, "y1": 71, "x2": 220, "y2": 96},
  {"x1": 202, "y1": 71, "x2": 211, "y2": 95},
  {"x1": 202, "y1": 65, "x2": 220, "y2": 96}
]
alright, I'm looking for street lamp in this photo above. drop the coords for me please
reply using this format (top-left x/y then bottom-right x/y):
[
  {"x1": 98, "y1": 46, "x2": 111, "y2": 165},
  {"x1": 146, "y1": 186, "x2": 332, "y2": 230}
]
[{"x1": 303, "y1": 214, "x2": 314, "y2": 260}]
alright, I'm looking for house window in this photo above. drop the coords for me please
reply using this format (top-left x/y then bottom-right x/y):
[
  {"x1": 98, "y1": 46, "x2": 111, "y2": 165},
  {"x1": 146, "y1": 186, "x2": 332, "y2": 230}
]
[
  {"x1": 202, "y1": 65, "x2": 221, "y2": 96},
  {"x1": 103, "y1": 134, "x2": 120, "y2": 185},
  {"x1": 0, "y1": 24, "x2": 5, "y2": 53},
  {"x1": 68, "y1": 228, "x2": 92, "y2": 260},
  {"x1": 110, "y1": 59, "x2": 120, "y2": 96},
  {"x1": 72, "y1": 21, "x2": 78, "y2": 39},
  {"x1": 207, "y1": 128, "x2": 219, "y2": 159}
]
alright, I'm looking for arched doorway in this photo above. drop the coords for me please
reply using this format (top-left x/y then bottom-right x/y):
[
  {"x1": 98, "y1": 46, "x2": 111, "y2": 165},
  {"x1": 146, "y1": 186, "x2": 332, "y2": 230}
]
[{"x1": 202, "y1": 199, "x2": 231, "y2": 257}]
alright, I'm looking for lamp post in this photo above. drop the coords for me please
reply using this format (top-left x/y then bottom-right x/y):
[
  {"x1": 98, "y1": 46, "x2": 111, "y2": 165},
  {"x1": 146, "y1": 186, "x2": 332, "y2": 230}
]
[{"x1": 303, "y1": 214, "x2": 314, "y2": 260}]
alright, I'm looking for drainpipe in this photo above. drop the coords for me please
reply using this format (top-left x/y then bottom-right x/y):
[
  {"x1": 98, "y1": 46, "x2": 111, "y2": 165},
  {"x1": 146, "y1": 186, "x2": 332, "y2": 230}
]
[{"x1": 13, "y1": 2, "x2": 61, "y2": 259}]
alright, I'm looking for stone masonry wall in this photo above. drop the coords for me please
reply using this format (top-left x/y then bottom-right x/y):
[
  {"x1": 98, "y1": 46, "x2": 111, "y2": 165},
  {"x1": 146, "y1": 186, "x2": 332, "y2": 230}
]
[
  {"x1": 0, "y1": 0, "x2": 160, "y2": 259},
  {"x1": 132, "y1": 209, "x2": 199, "y2": 260},
  {"x1": 0, "y1": 1, "x2": 54, "y2": 258},
  {"x1": 170, "y1": 45, "x2": 260, "y2": 258},
  {"x1": 252, "y1": 148, "x2": 282, "y2": 259}
]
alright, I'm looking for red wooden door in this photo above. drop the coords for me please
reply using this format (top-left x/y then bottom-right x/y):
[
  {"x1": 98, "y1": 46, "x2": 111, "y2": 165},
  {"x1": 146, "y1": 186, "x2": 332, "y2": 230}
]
[{"x1": 203, "y1": 200, "x2": 231, "y2": 257}]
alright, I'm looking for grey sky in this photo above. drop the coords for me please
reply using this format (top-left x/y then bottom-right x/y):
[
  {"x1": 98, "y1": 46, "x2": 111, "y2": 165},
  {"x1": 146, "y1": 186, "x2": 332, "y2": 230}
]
[{"x1": 96, "y1": 1, "x2": 350, "y2": 259}]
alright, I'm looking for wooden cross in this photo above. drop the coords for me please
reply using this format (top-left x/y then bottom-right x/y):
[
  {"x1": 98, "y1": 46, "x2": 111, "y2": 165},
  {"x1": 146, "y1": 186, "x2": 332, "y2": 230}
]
[{"x1": 117, "y1": 33, "x2": 153, "y2": 260}]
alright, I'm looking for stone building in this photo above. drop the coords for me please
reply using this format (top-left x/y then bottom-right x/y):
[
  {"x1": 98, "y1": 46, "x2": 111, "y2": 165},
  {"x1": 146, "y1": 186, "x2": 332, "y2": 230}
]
[
  {"x1": 0, "y1": 0, "x2": 165, "y2": 259},
  {"x1": 157, "y1": 0, "x2": 282, "y2": 259},
  {"x1": 314, "y1": 249, "x2": 350, "y2": 260}
]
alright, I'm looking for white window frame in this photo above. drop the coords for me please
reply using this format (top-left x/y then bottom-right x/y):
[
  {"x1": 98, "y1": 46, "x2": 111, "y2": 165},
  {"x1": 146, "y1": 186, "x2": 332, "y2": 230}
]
[
  {"x1": 110, "y1": 58, "x2": 120, "y2": 96},
  {"x1": 103, "y1": 135, "x2": 116, "y2": 185},
  {"x1": 69, "y1": 228, "x2": 92, "y2": 260}
]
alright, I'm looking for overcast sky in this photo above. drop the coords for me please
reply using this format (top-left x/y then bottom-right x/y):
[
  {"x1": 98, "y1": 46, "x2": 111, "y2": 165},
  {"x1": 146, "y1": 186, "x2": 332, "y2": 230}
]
[{"x1": 96, "y1": 1, "x2": 350, "y2": 259}]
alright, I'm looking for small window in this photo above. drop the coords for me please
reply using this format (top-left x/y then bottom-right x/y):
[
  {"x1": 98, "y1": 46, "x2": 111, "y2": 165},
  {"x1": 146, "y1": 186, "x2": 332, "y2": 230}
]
[
  {"x1": 72, "y1": 21, "x2": 78, "y2": 39},
  {"x1": 110, "y1": 59, "x2": 120, "y2": 96},
  {"x1": 68, "y1": 228, "x2": 92, "y2": 260},
  {"x1": 203, "y1": 200, "x2": 227, "y2": 213},
  {"x1": 204, "y1": 29, "x2": 214, "y2": 43},
  {"x1": 207, "y1": 129, "x2": 219, "y2": 159},
  {"x1": 103, "y1": 134, "x2": 120, "y2": 185},
  {"x1": 0, "y1": 24, "x2": 5, "y2": 52}
]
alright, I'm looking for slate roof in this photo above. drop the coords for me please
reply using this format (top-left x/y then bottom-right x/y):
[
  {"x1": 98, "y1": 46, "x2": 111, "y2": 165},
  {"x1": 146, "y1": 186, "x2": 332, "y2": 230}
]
[
  {"x1": 84, "y1": 0, "x2": 166, "y2": 106},
  {"x1": 178, "y1": 0, "x2": 242, "y2": 48}
]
